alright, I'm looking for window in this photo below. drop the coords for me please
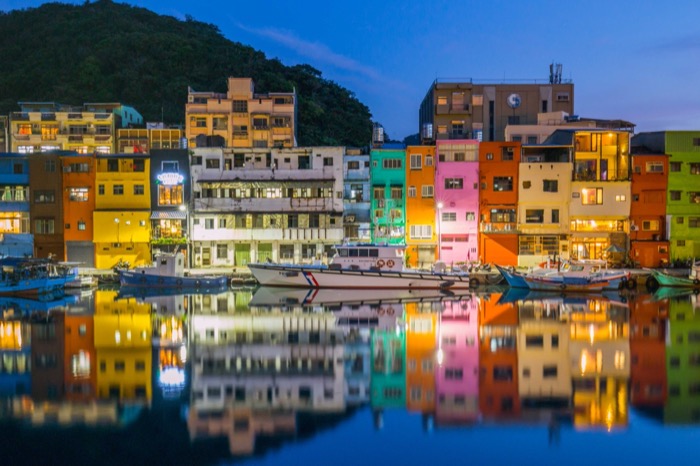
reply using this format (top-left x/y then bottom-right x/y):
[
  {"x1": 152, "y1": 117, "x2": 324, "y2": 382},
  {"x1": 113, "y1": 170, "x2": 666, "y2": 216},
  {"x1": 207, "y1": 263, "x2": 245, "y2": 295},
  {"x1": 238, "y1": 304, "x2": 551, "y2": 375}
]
[
  {"x1": 615, "y1": 194, "x2": 626, "y2": 202},
  {"x1": 232, "y1": 100, "x2": 248, "y2": 112},
  {"x1": 69, "y1": 187, "x2": 89, "y2": 202},
  {"x1": 543, "y1": 179, "x2": 558, "y2": 192},
  {"x1": 408, "y1": 186, "x2": 416, "y2": 198},
  {"x1": 522, "y1": 180, "x2": 531, "y2": 189},
  {"x1": 44, "y1": 159, "x2": 56, "y2": 172},
  {"x1": 466, "y1": 212, "x2": 475, "y2": 221},
  {"x1": 690, "y1": 192, "x2": 700, "y2": 204},
  {"x1": 425, "y1": 155, "x2": 433, "y2": 166},
  {"x1": 373, "y1": 187, "x2": 384, "y2": 199},
  {"x1": 444, "y1": 178, "x2": 463, "y2": 189},
  {"x1": 421, "y1": 185, "x2": 434, "y2": 198},
  {"x1": 670, "y1": 191, "x2": 681, "y2": 201},
  {"x1": 287, "y1": 214, "x2": 299, "y2": 228},
  {"x1": 442, "y1": 212, "x2": 457, "y2": 222},
  {"x1": 323, "y1": 157, "x2": 334, "y2": 166},
  {"x1": 502, "y1": 147, "x2": 514, "y2": 161},
  {"x1": 133, "y1": 159, "x2": 145, "y2": 172},
  {"x1": 690, "y1": 217, "x2": 700, "y2": 228},
  {"x1": 678, "y1": 240, "x2": 686, "y2": 247},
  {"x1": 694, "y1": 138, "x2": 700, "y2": 146},
  {"x1": 525, "y1": 335, "x2": 544, "y2": 347},
  {"x1": 543, "y1": 366, "x2": 558, "y2": 378},
  {"x1": 551, "y1": 209, "x2": 559, "y2": 223},
  {"x1": 581, "y1": 188, "x2": 603, "y2": 205},
  {"x1": 113, "y1": 185, "x2": 124, "y2": 195},
  {"x1": 34, "y1": 190, "x2": 55, "y2": 203},
  {"x1": 218, "y1": 218, "x2": 227, "y2": 228},
  {"x1": 486, "y1": 153, "x2": 494, "y2": 160},
  {"x1": 78, "y1": 221, "x2": 86, "y2": 231},
  {"x1": 677, "y1": 217, "x2": 684, "y2": 225},
  {"x1": 642, "y1": 220, "x2": 659, "y2": 231},
  {"x1": 493, "y1": 176, "x2": 513, "y2": 192},
  {"x1": 204, "y1": 218, "x2": 214, "y2": 230},
  {"x1": 445, "y1": 368, "x2": 463, "y2": 380},
  {"x1": 525, "y1": 209, "x2": 544, "y2": 223},
  {"x1": 309, "y1": 214, "x2": 320, "y2": 228},
  {"x1": 216, "y1": 244, "x2": 227, "y2": 259},
  {"x1": 347, "y1": 160, "x2": 360, "y2": 170},
  {"x1": 409, "y1": 225, "x2": 432, "y2": 239},
  {"x1": 158, "y1": 185, "x2": 183, "y2": 206},
  {"x1": 410, "y1": 154, "x2": 422, "y2": 169},
  {"x1": 670, "y1": 162, "x2": 682, "y2": 172},
  {"x1": 390, "y1": 187, "x2": 402, "y2": 199},
  {"x1": 205, "y1": 158, "x2": 220, "y2": 169},
  {"x1": 382, "y1": 159, "x2": 402, "y2": 169},
  {"x1": 133, "y1": 184, "x2": 145, "y2": 195},
  {"x1": 646, "y1": 162, "x2": 664, "y2": 173},
  {"x1": 107, "y1": 159, "x2": 119, "y2": 172},
  {"x1": 35, "y1": 218, "x2": 55, "y2": 234}
]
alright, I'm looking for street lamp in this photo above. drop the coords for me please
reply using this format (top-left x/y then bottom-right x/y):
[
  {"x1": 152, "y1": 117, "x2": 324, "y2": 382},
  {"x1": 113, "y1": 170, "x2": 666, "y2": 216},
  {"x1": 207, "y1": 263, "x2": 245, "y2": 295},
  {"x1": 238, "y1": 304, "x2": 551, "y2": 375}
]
[
  {"x1": 114, "y1": 217, "x2": 120, "y2": 244},
  {"x1": 436, "y1": 201, "x2": 444, "y2": 262}
]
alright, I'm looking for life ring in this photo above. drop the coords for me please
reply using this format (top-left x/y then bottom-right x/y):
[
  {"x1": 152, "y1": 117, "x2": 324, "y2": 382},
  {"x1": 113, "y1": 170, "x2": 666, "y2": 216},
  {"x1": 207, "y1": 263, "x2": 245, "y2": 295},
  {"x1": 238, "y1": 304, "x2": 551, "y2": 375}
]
[
  {"x1": 627, "y1": 278, "x2": 637, "y2": 289},
  {"x1": 469, "y1": 277, "x2": 479, "y2": 288},
  {"x1": 387, "y1": 307, "x2": 395, "y2": 315},
  {"x1": 560, "y1": 283, "x2": 566, "y2": 290},
  {"x1": 386, "y1": 259, "x2": 395, "y2": 268},
  {"x1": 376, "y1": 259, "x2": 386, "y2": 268},
  {"x1": 378, "y1": 307, "x2": 385, "y2": 315}
]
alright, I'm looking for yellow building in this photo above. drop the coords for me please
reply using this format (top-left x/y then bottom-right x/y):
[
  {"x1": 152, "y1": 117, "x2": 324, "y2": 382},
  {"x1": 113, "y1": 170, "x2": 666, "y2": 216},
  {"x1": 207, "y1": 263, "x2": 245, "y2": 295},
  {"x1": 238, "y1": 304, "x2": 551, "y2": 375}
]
[
  {"x1": 186, "y1": 77, "x2": 296, "y2": 149},
  {"x1": 10, "y1": 102, "x2": 142, "y2": 154},
  {"x1": 405, "y1": 146, "x2": 437, "y2": 268},
  {"x1": 405, "y1": 302, "x2": 438, "y2": 414},
  {"x1": 117, "y1": 128, "x2": 183, "y2": 153},
  {"x1": 94, "y1": 153, "x2": 152, "y2": 268},
  {"x1": 94, "y1": 290, "x2": 153, "y2": 403}
]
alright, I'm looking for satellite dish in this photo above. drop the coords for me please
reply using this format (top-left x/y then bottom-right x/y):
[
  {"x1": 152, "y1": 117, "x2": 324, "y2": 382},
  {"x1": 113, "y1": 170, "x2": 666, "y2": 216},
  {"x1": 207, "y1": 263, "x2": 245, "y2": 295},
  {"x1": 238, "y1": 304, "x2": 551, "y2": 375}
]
[{"x1": 507, "y1": 93, "x2": 522, "y2": 109}]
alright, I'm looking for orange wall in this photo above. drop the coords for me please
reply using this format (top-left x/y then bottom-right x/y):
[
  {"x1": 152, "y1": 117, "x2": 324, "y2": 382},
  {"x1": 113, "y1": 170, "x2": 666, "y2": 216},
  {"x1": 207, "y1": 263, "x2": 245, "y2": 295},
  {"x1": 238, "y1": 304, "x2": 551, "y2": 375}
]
[
  {"x1": 405, "y1": 303, "x2": 437, "y2": 413},
  {"x1": 481, "y1": 234, "x2": 519, "y2": 267},
  {"x1": 629, "y1": 297, "x2": 667, "y2": 407},
  {"x1": 61, "y1": 155, "x2": 95, "y2": 243},
  {"x1": 630, "y1": 153, "x2": 667, "y2": 239},
  {"x1": 631, "y1": 241, "x2": 669, "y2": 268},
  {"x1": 405, "y1": 146, "x2": 436, "y2": 267},
  {"x1": 64, "y1": 315, "x2": 97, "y2": 402}
]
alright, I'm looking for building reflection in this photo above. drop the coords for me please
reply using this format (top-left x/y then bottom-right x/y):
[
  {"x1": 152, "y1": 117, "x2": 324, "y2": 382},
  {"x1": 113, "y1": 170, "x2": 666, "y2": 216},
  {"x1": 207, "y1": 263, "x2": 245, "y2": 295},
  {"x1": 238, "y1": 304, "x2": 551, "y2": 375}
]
[{"x1": 0, "y1": 287, "x2": 696, "y2": 457}]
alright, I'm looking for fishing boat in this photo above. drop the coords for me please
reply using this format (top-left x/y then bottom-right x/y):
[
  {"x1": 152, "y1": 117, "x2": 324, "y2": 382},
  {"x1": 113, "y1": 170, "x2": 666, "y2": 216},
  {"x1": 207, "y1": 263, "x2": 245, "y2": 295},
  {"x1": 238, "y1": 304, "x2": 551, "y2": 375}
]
[
  {"x1": 0, "y1": 257, "x2": 77, "y2": 296},
  {"x1": 647, "y1": 261, "x2": 700, "y2": 289},
  {"x1": 62, "y1": 263, "x2": 98, "y2": 289},
  {"x1": 118, "y1": 251, "x2": 228, "y2": 289},
  {"x1": 247, "y1": 243, "x2": 502, "y2": 289},
  {"x1": 496, "y1": 260, "x2": 631, "y2": 292}
]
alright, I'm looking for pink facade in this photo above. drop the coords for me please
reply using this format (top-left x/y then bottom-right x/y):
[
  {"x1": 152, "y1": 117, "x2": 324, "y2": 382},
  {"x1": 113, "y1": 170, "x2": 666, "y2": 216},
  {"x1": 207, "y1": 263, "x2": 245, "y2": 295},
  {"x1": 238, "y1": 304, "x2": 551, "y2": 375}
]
[
  {"x1": 435, "y1": 140, "x2": 480, "y2": 265},
  {"x1": 435, "y1": 298, "x2": 480, "y2": 425}
]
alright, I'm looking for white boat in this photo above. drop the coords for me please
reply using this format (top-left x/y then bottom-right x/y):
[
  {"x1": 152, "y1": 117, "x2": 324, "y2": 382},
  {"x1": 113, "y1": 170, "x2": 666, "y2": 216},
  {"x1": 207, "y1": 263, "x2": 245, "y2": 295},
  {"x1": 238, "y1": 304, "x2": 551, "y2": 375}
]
[{"x1": 248, "y1": 244, "x2": 500, "y2": 289}]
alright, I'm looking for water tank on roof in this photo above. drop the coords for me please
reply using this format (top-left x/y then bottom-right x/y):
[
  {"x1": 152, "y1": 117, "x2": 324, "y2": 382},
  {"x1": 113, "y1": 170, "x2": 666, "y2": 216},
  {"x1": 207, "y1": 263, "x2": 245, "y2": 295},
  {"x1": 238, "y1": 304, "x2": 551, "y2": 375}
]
[{"x1": 372, "y1": 124, "x2": 384, "y2": 145}]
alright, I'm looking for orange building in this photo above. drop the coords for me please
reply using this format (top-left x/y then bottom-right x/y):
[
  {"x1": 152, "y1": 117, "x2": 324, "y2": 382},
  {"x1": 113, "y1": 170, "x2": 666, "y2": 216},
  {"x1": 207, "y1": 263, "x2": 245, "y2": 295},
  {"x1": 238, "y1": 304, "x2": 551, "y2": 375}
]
[
  {"x1": 64, "y1": 314, "x2": 96, "y2": 402},
  {"x1": 405, "y1": 146, "x2": 437, "y2": 268},
  {"x1": 61, "y1": 153, "x2": 96, "y2": 266},
  {"x1": 478, "y1": 142, "x2": 521, "y2": 266},
  {"x1": 404, "y1": 302, "x2": 437, "y2": 414},
  {"x1": 478, "y1": 292, "x2": 520, "y2": 419},
  {"x1": 629, "y1": 296, "x2": 667, "y2": 408},
  {"x1": 630, "y1": 151, "x2": 669, "y2": 267}
]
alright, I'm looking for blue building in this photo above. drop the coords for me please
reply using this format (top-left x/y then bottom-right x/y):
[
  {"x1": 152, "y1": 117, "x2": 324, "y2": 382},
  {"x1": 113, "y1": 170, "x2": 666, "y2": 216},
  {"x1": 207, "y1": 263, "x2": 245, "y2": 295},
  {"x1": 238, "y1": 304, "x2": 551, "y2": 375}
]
[
  {"x1": 0, "y1": 153, "x2": 32, "y2": 257},
  {"x1": 343, "y1": 148, "x2": 371, "y2": 242}
]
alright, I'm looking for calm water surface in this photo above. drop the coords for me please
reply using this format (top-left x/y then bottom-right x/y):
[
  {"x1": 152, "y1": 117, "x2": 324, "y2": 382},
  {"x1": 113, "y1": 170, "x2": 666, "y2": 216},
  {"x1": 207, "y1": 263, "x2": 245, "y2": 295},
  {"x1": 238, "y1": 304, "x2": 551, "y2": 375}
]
[{"x1": 2, "y1": 286, "x2": 700, "y2": 465}]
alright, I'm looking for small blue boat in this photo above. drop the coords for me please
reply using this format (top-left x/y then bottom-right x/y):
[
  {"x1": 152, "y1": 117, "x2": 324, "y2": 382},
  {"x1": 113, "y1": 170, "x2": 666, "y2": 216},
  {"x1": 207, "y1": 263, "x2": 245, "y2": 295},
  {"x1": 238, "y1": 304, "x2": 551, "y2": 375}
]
[
  {"x1": 118, "y1": 251, "x2": 228, "y2": 289},
  {"x1": 0, "y1": 257, "x2": 77, "y2": 296}
]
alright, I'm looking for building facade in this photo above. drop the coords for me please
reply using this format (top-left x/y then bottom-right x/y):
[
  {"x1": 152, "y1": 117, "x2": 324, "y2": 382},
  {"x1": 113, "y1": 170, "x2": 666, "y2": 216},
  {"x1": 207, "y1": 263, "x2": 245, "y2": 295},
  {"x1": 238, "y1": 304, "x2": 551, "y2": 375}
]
[
  {"x1": 342, "y1": 149, "x2": 371, "y2": 243},
  {"x1": 61, "y1": 153, "x2": 96, "y2": 265},
  {"x1": 370, "y1": 146, "x2": 406, "y2": 245},
  {"x1": 0, "y1": 153, "x2": 32, "y2": 257},
  {"x1": 29, "y1": 153, "x2": 64, "y2": 259},
  {"x1": 405, "y1": 145, "x2": 436, "y2": 268},
  {"x1": 186, "y1": 77, "x2": 296, "y2": 149}
]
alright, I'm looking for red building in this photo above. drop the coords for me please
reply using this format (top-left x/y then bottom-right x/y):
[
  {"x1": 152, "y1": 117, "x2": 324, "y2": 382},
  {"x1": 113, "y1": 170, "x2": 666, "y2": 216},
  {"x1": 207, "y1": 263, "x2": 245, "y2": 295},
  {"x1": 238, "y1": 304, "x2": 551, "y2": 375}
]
[{"x1": 629, "y1": 296, "x2": 667, "y2": 408}]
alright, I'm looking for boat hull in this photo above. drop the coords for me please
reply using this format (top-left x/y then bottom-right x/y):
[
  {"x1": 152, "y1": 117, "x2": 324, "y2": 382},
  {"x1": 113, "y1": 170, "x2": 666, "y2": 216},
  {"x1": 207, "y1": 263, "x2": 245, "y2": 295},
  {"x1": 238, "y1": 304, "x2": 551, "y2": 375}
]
[
  {"x1": 652, "y1": 271, "x2": 700, "y2": 288},
  {"x1": 523, "y1": 274, "x2": 628, "y2": 292},
  {"x1": 0, "y1": 276, "x2": 75, "y2": 297},
  {"x1": 119, "y1": 271, "x2": 228, "y2": 289},
  {"x1": 247, "y1": 263, "x2": 486, "y2": 289}
]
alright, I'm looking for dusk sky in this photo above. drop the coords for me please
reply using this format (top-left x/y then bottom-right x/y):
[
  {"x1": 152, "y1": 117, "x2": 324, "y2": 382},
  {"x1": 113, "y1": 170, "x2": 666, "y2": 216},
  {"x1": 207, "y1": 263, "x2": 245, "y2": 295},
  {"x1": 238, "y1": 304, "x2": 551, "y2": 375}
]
[{"x1": 2, "y1": 0, "x2": 700, "y2": 139}]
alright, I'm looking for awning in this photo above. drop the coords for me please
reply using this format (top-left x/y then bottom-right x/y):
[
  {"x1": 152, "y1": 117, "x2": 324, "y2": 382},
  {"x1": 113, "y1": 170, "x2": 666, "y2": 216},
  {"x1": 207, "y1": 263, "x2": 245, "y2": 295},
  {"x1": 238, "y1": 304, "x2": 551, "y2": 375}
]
[{"x1": 150, "y1": 211, "x2": 187, "y2": 220}]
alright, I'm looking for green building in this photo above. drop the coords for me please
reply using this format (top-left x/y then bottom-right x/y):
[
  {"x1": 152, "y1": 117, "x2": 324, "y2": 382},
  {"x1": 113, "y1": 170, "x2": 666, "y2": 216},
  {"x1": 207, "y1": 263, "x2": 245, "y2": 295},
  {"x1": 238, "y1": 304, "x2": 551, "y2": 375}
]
[
  {"x1": 370, "y1": 146, "x2": 406, "y2": 244},
  {"x1": 370, "y1": 329, "x2": 406, "y2": 411},
  {"x1": 664, "y1": 295, "x2": 700, "y2": 423},
  {"x1": 632, "y1": 131, "x2": 700, "y2": 260}
]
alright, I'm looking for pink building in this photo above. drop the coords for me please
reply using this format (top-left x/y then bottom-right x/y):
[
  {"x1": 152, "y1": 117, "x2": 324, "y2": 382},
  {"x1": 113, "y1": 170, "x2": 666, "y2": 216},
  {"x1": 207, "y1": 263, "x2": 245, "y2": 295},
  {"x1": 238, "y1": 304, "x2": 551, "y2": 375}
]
[
  {"x1": 435, "y1": 297, "x2": 480, "y2": 425},
  {"x1": 435, "y1": 140, "x2": 480, "y2": 265}
]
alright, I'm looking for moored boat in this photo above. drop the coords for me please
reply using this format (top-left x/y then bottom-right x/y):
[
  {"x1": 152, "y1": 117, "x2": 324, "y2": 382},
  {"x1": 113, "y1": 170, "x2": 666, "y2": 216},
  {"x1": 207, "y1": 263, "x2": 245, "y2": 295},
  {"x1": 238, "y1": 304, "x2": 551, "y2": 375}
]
[
  {"x1": 118, "y1": 251, "x2": 228, "y2": 289},
  {"x1": 247, "y1": 244, "x2": 502, "y2": 289},
  {"x1": 649, "y1": 268, "x2": 700, "y2": 289},
  {"x1": 0, "y1": 257, "x2": 77, "y2": 296},
  {"x1": 496, "y1": 260, "x2": 631, "y2": 292}
]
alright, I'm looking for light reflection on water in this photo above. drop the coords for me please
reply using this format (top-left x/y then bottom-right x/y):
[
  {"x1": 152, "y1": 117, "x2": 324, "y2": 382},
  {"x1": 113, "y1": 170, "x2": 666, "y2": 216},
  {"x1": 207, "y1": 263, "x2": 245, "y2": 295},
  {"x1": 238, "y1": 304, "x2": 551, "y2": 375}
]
[{"x1": 1, "y1": 286, "x2": 700, "y2": 464}]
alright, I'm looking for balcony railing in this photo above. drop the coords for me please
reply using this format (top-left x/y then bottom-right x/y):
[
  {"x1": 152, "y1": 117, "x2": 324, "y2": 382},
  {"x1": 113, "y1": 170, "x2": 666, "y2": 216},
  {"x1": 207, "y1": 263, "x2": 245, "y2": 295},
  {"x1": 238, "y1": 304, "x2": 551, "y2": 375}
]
[{"x1": 480, "y1": 222, "x2": 518, "y2": 233}]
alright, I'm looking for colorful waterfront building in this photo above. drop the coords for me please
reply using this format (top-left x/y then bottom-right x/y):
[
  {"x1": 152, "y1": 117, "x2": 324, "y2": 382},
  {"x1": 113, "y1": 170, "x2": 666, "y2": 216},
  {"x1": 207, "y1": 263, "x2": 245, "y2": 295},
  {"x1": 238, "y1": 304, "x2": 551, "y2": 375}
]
[
  {"x1": 517, "y1": 141, "x2": 572, "y2": 266},
  {"x1": 404, "y1": 301, "x2": 437, "y2": 416},
  {"x1": 31, "y1": 312, "x2": 65, "y2": 401},
  {"x1": 9, "y1": 102, "x2": 140, "y2": 154},
  {"x1": 632, "y1": 131, "x2": 700, "y2": 260},
  {"x1": 190, "y1": 146, "x2": 344, "y2": 266},
  {"x1": 149, "y1": 149, "x2": 190, "y2": 262},
  {"x1": 94, "y1": 290, "x2": 152, "y2": 403},
  {"x1": 434, "y1": 140, "x2": 479, "y2": 265},
  {"x1": 0, "y1": 153, "x2": 32, "y2": 257},
  {"x1": 0, "y1": 318, "x2": 31, "y2": 397},
  {"x1": 663, "y1": 296, "x2": 700, "y2": 423},
  {"x1": 29, "y1": 152, "x2": 64, "y2": 259},
  {"x1": 64, "y1": 312, "x2": 96, "y2": 402},
  {"x1": 370, "y1": 328, "x2": 406, "y2": 425},
  {"x1": 370, "y1": 145, "x2": 406, "y2": 245},
  {"x1": 567, "y1": 298, "x2": 630, "y2": 430},
  {"x1": 629, "y1": 295, "x2": 667, "y2": 409},
  {"x1": 404, "y1": 145, "x2": 436, "y2": 268},
  {"x1": 435, "y1": 298, "x2": 480, "y2": 426},
  {"x1": 479, "y1": 292, "x2": 520, "y2": 420},
  {"x1": 93, "y1": 153, "x2": 151, "y2": 269},
  {"x1": 342, "y1": 148, "x2": 371, "y2": 242},
  {"x1": 478, "y1": 141, "x2": 521, "y2": 266},
  {"x1": 186, "y1": 77, "x2": 296, "y2": 149},
  {"x1": 116, "y1": 127, "x2": 183, "y2": 153},
  {"x1": 61, "y1": 152, "x2": 96, "y2": 265},
  {"x1": 629, "y1": 148, "x2": 670, "y2": 267}
]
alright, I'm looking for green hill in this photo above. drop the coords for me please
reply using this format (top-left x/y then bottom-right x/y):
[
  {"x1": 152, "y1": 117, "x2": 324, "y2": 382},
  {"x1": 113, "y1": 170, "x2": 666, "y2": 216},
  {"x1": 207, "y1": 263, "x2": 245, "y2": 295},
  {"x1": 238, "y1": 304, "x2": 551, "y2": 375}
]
[{"x1": 0, "y1": 0, "x2": 373, "y2": 147}]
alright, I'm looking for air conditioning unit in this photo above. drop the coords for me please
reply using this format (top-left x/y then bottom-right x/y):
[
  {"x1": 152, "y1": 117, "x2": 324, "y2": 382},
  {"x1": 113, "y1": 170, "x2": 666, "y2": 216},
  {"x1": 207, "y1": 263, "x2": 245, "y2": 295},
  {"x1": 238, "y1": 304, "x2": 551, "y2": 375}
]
[{"x1": 631, "y1": 225, "x2": 639, "y2": 231}]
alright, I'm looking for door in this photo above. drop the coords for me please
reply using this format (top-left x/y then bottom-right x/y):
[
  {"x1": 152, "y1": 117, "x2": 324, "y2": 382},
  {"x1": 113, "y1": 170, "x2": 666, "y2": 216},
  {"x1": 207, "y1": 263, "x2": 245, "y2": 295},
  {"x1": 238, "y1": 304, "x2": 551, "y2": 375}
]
[
  {"x1": 235, "y1": 243, "x2": 251, "y2": 266},
  {"x1": 202, "y1": 247, "x2": 211, "y2": 266},
  {"x1": 258, "y1": 243, "x2": 273, "y2": 263}
]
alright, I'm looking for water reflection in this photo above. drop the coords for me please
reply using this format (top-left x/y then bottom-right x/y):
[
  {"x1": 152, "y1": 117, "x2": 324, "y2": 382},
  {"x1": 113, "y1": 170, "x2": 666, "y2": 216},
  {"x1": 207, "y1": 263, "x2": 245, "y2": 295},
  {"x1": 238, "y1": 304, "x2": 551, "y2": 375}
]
[{"x1": 1, "y1": 286, "x2": 699, "y2": 460}]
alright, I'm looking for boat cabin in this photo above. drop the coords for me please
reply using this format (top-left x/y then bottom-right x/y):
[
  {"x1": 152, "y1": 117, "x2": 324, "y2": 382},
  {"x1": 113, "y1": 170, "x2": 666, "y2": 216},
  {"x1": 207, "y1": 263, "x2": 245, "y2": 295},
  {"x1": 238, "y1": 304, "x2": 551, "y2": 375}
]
[
  {"x1": 331, "y1": 245, "x2": 405, "y2": 272},
  {"x1": 133, "y1": 252, "x2": 186, "y2": 277}
]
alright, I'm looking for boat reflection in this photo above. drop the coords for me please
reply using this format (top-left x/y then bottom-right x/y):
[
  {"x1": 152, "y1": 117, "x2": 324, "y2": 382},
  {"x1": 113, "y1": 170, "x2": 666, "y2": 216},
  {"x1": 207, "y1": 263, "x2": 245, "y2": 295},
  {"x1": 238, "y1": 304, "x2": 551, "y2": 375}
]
[{"x1": 0, "y1": 287, "x2": 697, "y2": 459}]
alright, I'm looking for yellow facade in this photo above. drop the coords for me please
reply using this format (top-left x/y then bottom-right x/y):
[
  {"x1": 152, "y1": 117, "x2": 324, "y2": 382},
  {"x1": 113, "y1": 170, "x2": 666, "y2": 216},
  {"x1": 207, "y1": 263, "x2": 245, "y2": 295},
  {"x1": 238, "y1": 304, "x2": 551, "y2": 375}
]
[
  {"x1": 405, "y1": 302, "x2": 438, "y2": 413},
  {"x1": 186, "y1": 77, "x2": 296, "y2": 149},
  {"x1": 94, "y1": 290, "x2": 153, "y2": 403},
  {"x1": 405, "y1": 146, "x2": 437, "y2": 268},
  {"x1": 94, "y1": 155, "x2": 152, "y2": 268},
  {"x1": 117, "y1": 128, "x2": 183, "y2": 153}
]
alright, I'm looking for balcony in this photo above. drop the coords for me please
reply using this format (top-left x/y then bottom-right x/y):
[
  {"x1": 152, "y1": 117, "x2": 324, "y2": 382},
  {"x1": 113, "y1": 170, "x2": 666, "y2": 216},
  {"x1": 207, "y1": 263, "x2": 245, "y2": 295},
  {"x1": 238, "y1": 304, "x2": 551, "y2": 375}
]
[
  {"x1": 41, "y1": 113, "x2": 56, "y2": 121},
  {"x1": 480, "y1": 222, "x2": 518, "y2": 234},
  {"x1": 11, "y1": 112, "x2": 29, "y2": 121}
]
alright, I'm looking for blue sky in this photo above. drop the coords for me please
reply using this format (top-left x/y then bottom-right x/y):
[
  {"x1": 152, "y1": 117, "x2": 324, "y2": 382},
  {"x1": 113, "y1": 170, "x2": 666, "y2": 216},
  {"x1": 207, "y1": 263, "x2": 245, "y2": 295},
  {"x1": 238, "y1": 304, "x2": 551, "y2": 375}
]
[{"x1": 2, "y1": 0, "x2": 700, "y2": 139}]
